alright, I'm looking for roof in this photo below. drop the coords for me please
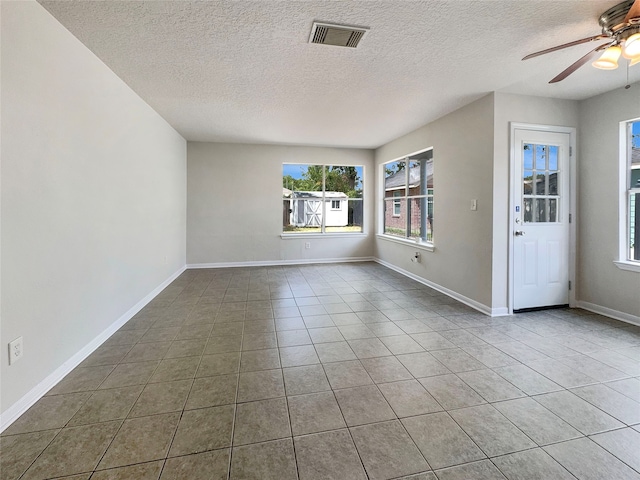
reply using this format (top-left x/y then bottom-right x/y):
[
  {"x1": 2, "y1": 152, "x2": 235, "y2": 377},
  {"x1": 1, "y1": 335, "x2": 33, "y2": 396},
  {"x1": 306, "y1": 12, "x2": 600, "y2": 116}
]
[
  {"x1": 385, "y1": 163, "x2": 434, "y2": 191},
  {"x1": 292, "y1": 191, "x2": 348, "y2": 199}
]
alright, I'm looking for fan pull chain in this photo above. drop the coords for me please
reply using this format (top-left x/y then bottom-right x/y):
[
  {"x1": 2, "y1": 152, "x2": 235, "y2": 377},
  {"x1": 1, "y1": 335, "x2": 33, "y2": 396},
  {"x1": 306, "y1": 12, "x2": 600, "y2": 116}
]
[{"x1": 626, "y1": 59, "x2": 631, "y2": 89}]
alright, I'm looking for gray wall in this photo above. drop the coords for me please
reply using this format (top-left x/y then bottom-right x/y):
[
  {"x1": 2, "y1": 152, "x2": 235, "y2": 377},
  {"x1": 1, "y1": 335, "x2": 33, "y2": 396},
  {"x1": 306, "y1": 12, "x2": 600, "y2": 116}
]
[
  {"x1": 187, "y1": 142, "x2": 375, "y2": 265},
  {"x1": 1, "y1": 1, "x2": 187, "y2": 417},
  {"x1": 578, "y1": 86, "x2": 640, "y2": 317},
  {"x1": 375, "y1": 94, "x2": 496, "y2": 311}
]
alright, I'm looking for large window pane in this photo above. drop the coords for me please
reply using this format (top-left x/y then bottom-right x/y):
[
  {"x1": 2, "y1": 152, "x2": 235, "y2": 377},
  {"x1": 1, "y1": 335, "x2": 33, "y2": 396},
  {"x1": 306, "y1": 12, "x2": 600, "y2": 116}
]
[
  {"x1": 283, "y1": 163, "x2": 364, "y2": 234},
  {"x1": 382, "y1": 148, "x2": 433, "y2": 243}
]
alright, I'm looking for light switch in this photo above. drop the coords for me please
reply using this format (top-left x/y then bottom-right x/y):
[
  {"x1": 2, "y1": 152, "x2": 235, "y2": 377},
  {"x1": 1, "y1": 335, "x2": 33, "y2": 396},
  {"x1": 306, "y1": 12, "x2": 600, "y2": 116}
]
[{"x1": 471, "y1": 199, "x2": 477, "y2": 211}]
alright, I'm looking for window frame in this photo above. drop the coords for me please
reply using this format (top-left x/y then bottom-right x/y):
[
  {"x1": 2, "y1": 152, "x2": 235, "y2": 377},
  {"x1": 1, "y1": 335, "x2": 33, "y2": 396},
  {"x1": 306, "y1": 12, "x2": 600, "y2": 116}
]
[
  {"x1": 282, "y1": 163, "x2": 365, "y2": 236},
  {"x1": 616, "y1": 120, "x2": 640, "y2": 272},
  {"x1": 379, "y1": 147, "x2": 434, "y2": 250}
]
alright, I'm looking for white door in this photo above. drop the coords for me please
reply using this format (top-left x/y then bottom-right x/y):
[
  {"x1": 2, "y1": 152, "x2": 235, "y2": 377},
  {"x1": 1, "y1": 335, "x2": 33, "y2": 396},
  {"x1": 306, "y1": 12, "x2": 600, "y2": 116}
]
[{"x1": 513, "y1": 129, "x2": 570, "y2": 310}]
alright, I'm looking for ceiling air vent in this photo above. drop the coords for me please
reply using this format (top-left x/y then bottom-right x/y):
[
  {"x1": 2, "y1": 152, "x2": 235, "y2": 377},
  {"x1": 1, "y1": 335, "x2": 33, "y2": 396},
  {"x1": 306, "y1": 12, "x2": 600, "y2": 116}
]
[{"x1": 309, "y1": 22, "x2": 369, "y2": 48}]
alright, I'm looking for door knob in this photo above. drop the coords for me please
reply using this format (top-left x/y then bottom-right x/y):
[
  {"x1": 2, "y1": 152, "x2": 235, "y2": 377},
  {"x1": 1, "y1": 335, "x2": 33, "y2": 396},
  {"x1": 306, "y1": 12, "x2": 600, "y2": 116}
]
[{"x1": 515, "y1": 231, "x2": 525, "y2": 236}]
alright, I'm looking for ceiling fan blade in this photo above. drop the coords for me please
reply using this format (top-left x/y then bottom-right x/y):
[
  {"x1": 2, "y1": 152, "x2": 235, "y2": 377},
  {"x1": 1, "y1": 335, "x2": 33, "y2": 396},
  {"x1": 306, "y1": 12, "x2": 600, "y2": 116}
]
[
  {"x1": 624, "y1": 0, "x2": 640, "y2": 23},
  {"x1": 522, "y1": 35, "x2": 607, "y2": 60},
  {"x1": 549, "y1": 44, "x2": 610, "y2": 83}
]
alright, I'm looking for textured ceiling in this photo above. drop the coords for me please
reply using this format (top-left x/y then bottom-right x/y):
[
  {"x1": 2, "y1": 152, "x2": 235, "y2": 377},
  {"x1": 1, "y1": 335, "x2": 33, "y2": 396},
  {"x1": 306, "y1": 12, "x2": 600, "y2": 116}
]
[{"x1": 38, "y1": 0, "x2": 640, "y2": 148}]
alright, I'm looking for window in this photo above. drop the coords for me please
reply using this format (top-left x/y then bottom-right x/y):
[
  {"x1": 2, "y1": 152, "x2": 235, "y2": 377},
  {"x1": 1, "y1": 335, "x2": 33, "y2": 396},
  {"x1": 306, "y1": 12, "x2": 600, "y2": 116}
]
[
  {"x1": 522, "y1": 144, "x2": 560, "y2": 223},
  {"x1": 620, "y1": 120, "x2": 640, "y2": 267},
  {"x1": 393, "y1": 191, "x2": 401, "y2": 216},
  {"x1": 283, "y1": 164, "x2": 363, "y2": 234},
  {"x1": 383, "y1": 148, "x2": 433, "y2": 243}
]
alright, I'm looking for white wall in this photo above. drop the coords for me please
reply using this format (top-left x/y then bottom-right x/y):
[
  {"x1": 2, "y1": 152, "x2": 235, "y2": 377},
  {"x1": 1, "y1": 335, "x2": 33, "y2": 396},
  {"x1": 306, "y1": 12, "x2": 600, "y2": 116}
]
[
  {"x1": 493, "y1": 93, "x2": 579, "y2": 313},
  {"x1": 375, "y1": 94, "x2": 496, "y2": 311},
  {"x1": 1, "y1": 1, "x2": 187, "y2": 419},
  {"x1": 577, "y1": 85, "x2": 640, "y2": 318},
  {"x1": 187, "y1": 142, "x2": 374, "y2": 265}
]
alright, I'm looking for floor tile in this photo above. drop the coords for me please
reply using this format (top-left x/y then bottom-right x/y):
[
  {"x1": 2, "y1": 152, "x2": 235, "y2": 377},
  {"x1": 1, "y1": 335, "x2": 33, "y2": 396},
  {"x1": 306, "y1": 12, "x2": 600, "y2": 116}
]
[
  {"x1": 282, "y1": 364, "x2": 331, "y2": 395},
  {"x1": 287, "y1": 391, "x2": 346, "y2": 435},
  {"x1": 315, "y1": 341, "x2": 357, "y2": 363},
  {"x1": 544, "y1": 437, "x2": 640, "y2": 480},
  {"x1": 525, "y1": 358, "x2": 599, "y2": 388},
  {"x1": 47, "y1": 366, "x2": 114, "y2": 395},
  {"x1": 379, "y1": 335, "x2": 425, "y2": 355},
  {"x1": 204, "y1": 335, "x2": 242, "y2": 354},
  {"x1": 196, "y1": 353, "x2": 240, "y2": 377},
  {"x1": 166, "y1": 339, "x2": 206, "y2": 358},
  {"x1": 430, "y1": 348, "x2": 486, "y2": 373},
  {"x1": 348, "y1": 338, "x2": 393, "y2": 359},
  {"x1": 80, "y1": 344, "x2": 132, "y2": 368},
  {"x1": 396, "y1": 352, "x2": 451, "y2": 378},
  {"x1": 3, "y1": 392, "x2": 91, "y2": 435},
  {"x1": 169, "y1": 404, "x2": 234, "y2": 456},
  {"x1": 402, "y1": 412, "x2": 485, "y2": 470},
  {"x1": 449, "y1": 404, "x2": 536, "y2": 457},
  {"x1": 237, "y1": 369, "x2": 285, "y2": 402},
  {"x1": 279, "y1": 344, "x2": 320, "y2": 367},
  {"x1": 492, "y1": 364, "x2": 563, "y2": 395},
  {"x1": 378, "y1": 379, "x2": 442, "y2": 417},
  {"x1": 492, "y1": 448, "x2": 576, "y2": 480},
  {"x1": 303, "y1": 315, "x2": 335, "y2": 328},
  {"x1": 493, "y1": 397, "x2": 582, "y2": 445},
  {"x1": 294, "y1": 429, "x2": 366, "y2": 480},
  {"x1": 129, "y1": 380, "x2": 191, "y2": 417},
  {"x1": 0, "y1": 429, "x2": 60, "y2": 480},
  {"x1": 241, "y1": 332, "x2": 277, "y2": 351},
  {"x1": 22, "y1": 421, "x2": 120, "y2": 479},
  {"x1": 99, "y1": 361, "x2": 160, "y2": 390},
  {"x1": 418, "y1": 374, "x2": 485, "y2": 410},
  {"x1": 360, "y1": 356, "x2": 413, "y2": 383},
  {"x1": 434, "y1": 460, "x2": 506, "y2": 480},
  {"x1": 338, "y1": 324, "x2": 375, "y2": 340},
  {"x1": 160, "y1": 449, "x2": 229, "y2": 480},
  {"x1": 605, "y1": 377, "x2": 640, "y2": 402},
  {"x1": 240, "y1": 348, "x2": 281, "y2": 372},
  {"x1": 457, "y1": 369, "x2": 526, "y2": 402},
  {"x1": 68, "y1": 386, "x2": 142, "y2": 426},
  {"x1": 367, "y1": 322, "x2": 405, "y2": 337},
  {"x1": 571, "y1": 383, "x2": 640, "y2": 424},
  {"x1": 185, "y1": 374, "x2": 238, "y2": 409},
  {"x1": 121, "y1": 342, "x2": 171, "y2": 363},
  {"x1": 411, "y1": 332, "x2": 457, "y2": 351},
  {"x1": 350, "y1": 420, "x2": 429, "y2": 480},
  {"x1": 534, "y1": 390, "x2": 625, "y2": 435},
  {"x1": 334, "y1": 385, "x2": 396, "y2": 426},
  {"x1": 230, "y1": 438, "x2": 297, "y2": 480},
  {"x1": 98, "y1": 412, "x2": 180, "y2": 469},
  {"x1": 233, "y1": 397, "x2": 291, "y2": 445},
  {"x1": 323, "y1": 360, "x2": 373, "y2": 389},
  {"x1": 91, "y1": 461, "x2": 163, "y2": 480},
  {"x1": 461, "y1": 344, "x2": 519, "y2": 368},
  {"x1": 276, "y1": 329, "x2": 312, "y2": 347},
  {"x1": 590, "y1": 427, "x2": 640, "y2": 473},
  {"x1": 308, "y1": 326, "x2": 344, "y2": 344}
]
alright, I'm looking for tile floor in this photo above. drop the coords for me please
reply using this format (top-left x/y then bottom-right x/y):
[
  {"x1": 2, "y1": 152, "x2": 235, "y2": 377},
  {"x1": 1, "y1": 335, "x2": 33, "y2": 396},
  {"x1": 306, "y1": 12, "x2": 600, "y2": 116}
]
[{"x1": 2, "y1": 262, "x2": 640, "y2": 480}]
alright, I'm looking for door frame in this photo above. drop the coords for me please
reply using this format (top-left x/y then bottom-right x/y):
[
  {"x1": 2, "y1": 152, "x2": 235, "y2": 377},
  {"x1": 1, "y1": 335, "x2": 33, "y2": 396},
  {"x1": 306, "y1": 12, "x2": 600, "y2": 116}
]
[{"x1": 508, "y1": 123, "x2": 577, "y2": 314}]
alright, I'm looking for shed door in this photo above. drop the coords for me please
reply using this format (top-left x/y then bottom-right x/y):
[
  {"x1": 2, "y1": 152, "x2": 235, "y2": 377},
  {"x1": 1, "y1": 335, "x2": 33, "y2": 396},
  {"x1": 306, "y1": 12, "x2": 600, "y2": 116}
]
[{"x1": 305, "y1": 200, "x2": 322, "y2": 226}]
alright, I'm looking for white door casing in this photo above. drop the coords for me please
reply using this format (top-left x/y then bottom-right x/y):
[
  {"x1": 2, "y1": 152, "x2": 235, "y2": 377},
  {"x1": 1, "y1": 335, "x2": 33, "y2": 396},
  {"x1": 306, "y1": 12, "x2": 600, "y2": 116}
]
[{"x1": 512, "y1": 128, "x2": 572, "y2": 311}]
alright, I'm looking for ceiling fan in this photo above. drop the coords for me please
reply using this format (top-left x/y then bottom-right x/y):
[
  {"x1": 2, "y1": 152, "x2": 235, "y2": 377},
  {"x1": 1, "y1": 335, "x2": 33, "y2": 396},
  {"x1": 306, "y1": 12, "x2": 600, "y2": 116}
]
[{"x1": 523, "y1": 0, "x2": 640, "y2": 83}]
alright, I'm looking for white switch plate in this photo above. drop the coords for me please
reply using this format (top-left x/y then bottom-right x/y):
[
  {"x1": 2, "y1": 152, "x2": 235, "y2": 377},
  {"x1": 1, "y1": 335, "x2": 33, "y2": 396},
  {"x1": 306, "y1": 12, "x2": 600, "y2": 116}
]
[
  {"x1": 9, "y1": 337, "x2": 23, "y2": 365},
  {"x1": 305, "y1": 242, "x2": 311, "y2": 249},
  {"x1": 471, "y1": 199, "x2": 477, "y2": 211}
]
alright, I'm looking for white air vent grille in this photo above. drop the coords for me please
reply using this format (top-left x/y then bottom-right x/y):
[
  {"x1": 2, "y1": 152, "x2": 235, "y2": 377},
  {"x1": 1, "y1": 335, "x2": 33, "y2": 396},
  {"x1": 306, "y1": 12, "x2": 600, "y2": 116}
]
[{"x1": 309, "y1": 22, "x2": 369, "y2": 48}]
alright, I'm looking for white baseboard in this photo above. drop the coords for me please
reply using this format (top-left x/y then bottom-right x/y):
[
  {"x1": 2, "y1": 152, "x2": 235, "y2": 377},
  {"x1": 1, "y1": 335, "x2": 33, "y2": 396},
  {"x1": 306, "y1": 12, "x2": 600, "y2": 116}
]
[
  {"x1": 187, "y1": 257, "x2": 375, "y2": 269},
  {"x1": 576, "y1": 301, "x2": 640, "y2": 327},
  {"x1": 373, "y1": 258, "x2": 501, "y2": 316},
  {"x1": 0, "y1": 265, "x2": 187, "y2": 433}
]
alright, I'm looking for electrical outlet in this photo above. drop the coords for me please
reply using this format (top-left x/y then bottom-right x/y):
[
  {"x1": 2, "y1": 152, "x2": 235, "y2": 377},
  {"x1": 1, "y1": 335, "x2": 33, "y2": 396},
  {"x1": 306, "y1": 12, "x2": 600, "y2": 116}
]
[
  {"x1": 9, "y1": 337, "x2": 23, "y2": 365},
  {"x1": 305, "y1": 242, "x2": 311, "y2": 249}
]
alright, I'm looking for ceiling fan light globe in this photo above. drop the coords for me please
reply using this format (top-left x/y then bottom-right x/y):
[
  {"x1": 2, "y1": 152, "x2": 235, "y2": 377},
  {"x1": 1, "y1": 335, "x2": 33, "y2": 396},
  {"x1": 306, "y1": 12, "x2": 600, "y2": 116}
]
[
  {"x1": 622, "y1": 33, "x2": 640, "y2": 58},
  {"x1": 630, "y1": 55, "x2": 640, "y2": 66},
  {"x1": 592, "y1": 45, "x2": 622, "y2": 69}
]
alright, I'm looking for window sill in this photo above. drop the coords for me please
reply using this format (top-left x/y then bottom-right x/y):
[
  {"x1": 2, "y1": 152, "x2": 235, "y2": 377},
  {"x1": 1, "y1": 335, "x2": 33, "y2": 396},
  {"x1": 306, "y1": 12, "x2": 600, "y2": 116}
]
[
  {"x1": 376, "y1": 234, "x2": 435, "y2": 252},
  {"x1": 281, "y1": 233, "x2": 367, "y2": 239},
  {"x1": 614, "y1": 260, "x2": 640, "y2": 273}
]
